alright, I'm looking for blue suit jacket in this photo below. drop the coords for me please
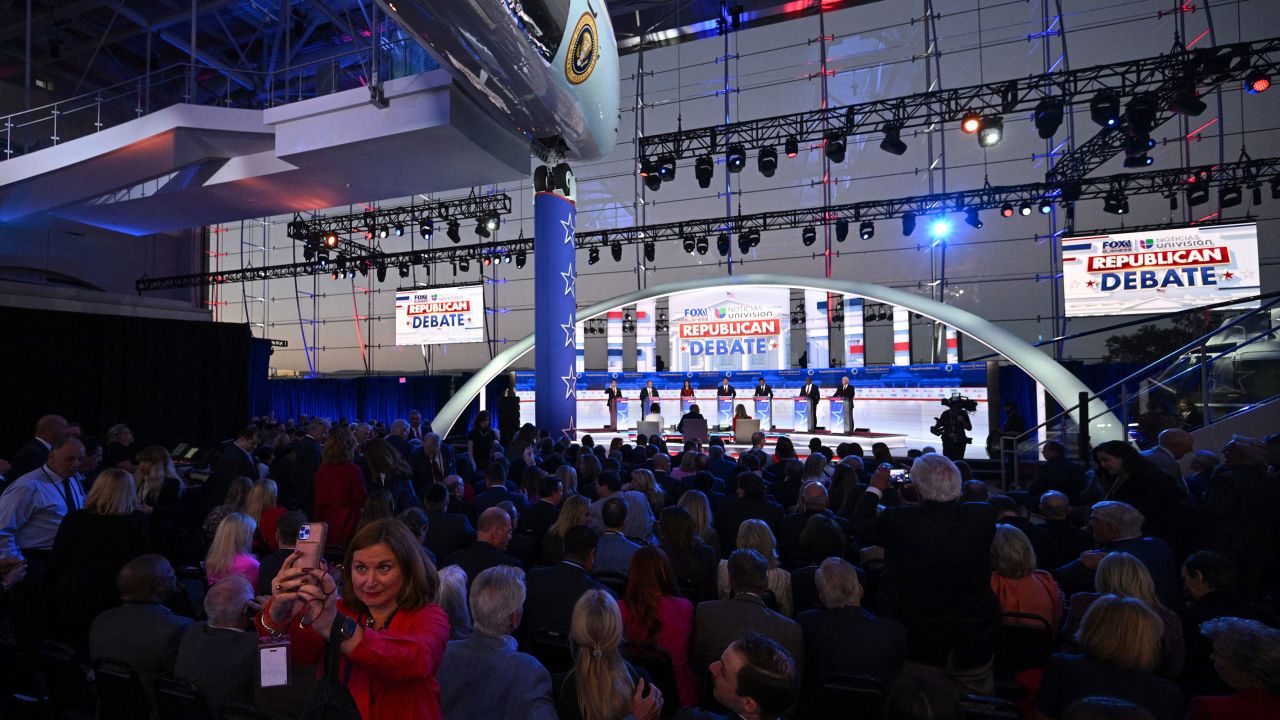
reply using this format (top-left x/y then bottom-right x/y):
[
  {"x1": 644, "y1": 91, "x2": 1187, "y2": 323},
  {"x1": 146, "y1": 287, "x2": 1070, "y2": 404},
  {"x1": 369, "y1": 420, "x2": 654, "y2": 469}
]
[
  {"x1": 439, "y1": 633, "x2": 558, "y2": 720},
  {"x1": 594, "y1": 531, "x2": 641, "y2": 576}
]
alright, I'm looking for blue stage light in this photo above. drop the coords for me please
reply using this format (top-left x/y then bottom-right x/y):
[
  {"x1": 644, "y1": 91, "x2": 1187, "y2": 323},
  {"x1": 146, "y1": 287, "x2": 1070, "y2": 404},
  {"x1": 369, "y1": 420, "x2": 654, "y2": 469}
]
[{"x1": 929, "y1": 219, "x2": 952, "y2": 241}]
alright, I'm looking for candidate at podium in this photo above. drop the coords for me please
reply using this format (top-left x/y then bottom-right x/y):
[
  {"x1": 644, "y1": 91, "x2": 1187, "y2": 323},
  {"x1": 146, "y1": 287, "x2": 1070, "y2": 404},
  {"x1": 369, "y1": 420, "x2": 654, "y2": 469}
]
[
  {"x1": 680, "y1": 380, "x2": 695, "y2": 398},
  {"x1": 717, "y1": 377, "x2": 737, "y2": 398},
  {"x1": 604, "y1": 379, "x2": 623, "y2": 406},
  {"x1": 798, "y1": 377, "x2": 820, "y2": 430},
  {"x1": 639, "y1": 380, "x2": 660, "y2": 407},
  {"x1": 753, "y1": 377, "x2": 774, "y2": 398},
  {"x1": 832, "y1": 376, "x2": 856, "y2": 433}
]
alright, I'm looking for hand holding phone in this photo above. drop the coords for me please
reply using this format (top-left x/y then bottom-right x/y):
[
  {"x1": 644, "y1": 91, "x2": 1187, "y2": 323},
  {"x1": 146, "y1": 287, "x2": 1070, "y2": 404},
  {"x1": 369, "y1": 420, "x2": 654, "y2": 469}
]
[{"x1": 296, "y1": 522, "x2": 329, "y2": 571}]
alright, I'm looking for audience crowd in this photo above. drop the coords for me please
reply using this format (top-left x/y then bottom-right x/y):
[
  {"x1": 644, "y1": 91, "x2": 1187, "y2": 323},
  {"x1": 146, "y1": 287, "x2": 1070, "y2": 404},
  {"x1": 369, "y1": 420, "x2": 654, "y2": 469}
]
[{"x1": 0, "y1": 410, "x2": 1278, "y2": 720}]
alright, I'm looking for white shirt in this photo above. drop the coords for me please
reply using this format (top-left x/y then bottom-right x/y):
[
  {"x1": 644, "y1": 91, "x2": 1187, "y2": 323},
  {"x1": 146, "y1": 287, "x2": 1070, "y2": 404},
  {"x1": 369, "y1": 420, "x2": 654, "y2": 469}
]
[{"x1": 0, "y1": 464, "x2": 85, "y2": 560}]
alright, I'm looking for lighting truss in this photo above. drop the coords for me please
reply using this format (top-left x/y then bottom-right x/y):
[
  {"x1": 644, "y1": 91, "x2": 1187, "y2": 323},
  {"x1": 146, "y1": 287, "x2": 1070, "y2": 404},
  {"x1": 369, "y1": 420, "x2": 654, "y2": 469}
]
[
  {"x1": 636, "y1": 38, "x2": 1280, "y2": 175},
  {"x1": 284, "y1": 194, "x2": 513, "y2": 255},
  {"x1": 135, "y1": 157, "x2": 1278, "y2": 292}
]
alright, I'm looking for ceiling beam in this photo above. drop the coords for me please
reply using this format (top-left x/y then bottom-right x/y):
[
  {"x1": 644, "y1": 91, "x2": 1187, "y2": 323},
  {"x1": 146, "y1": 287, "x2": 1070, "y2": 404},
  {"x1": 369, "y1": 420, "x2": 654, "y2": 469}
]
[
  {"x1": 31, "y1": 0, "x2": 241, "y2": 66},
  {"x1": 105, "y1": 2, "x2": 256, "y2": 91}
]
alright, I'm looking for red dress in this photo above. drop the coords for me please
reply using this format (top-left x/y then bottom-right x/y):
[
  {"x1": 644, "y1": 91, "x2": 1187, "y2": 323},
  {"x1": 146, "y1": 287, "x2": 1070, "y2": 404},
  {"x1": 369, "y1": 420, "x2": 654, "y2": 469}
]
[
  {"x1": 257, "y1": 505, "x2": 288, "y2": 552},
  {"x1": 314, "y1": 462, "x2": 367, "y2": 548},
  {"x1": 619, "y1": 594, "x2": 697, "y2": 708}
]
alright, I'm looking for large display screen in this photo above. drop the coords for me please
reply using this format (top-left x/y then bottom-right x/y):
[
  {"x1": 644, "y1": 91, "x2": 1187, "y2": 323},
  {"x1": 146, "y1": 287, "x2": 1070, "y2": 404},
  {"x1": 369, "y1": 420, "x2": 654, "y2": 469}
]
[
  {"x1": 394, "y1": 285, "x2": 486, "y2": 345},
  {"x1": 1061, "y1": 222, "x2": 1260, "y2": 317},
  {"x1": 668, "y1": 286, "x2": 791, "y2": 372}
]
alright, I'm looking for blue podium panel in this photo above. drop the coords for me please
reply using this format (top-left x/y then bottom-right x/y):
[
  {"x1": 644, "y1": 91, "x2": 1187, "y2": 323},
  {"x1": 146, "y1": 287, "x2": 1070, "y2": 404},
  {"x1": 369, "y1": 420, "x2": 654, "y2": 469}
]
[
  {"x1": 718, "y1": 398, "x2": 734, "y2": 429},
  {"x1": 793, "y1": 397, "x2": 811, "y2": 432},
  {"x1": 681, "y1": 398, "x2": 693, "y2": 415},
  {"x1": 754, "y1": 398, "x2": 772, "y2": 429},
  {"x1": 830, "y1": 398, "x2": 846, "y2": 434},
  {"x1": 615, "y1": 399, "x2": 632, "y2": 430}
]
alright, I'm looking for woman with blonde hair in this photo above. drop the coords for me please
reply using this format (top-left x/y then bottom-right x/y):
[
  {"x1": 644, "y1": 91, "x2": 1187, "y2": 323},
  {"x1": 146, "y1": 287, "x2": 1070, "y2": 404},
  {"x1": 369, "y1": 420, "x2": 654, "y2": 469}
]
[
  {"x1": 1036, "y1": 595, "x2": 1184, "y2": 720},
  {"x1": 672, "y1": 451, "x2": 700, "y2": 482},
  {"x1": 1063, "y1": 551, "x2": 1184, "y2": 676},
  {"x1": 556, "y1": 588, "x2": 663, "y2": 720},
  {"x1": 629, "y1": 469, "x2": 666, "y2": 517},
  {"x1": 678, "y1": 489, "x2": 719, "y2": 551},
  {"x1": 51, "y1": 468, "x2": 149, "y2": 654},
  {"x1": 542, "y1": 494, "x2": 592, "y2": 563},
  {"x1": 716, "y1": 518, "x2": 793, "y2": 616},
  {"x1": 314, "y1": 427, "x2": 367, "y2": 548},
  {"x1": 557, "y1": 464, "x2": 579, "y2": 497},
  {"x1": 245, "y1": 479, "x2": 287, "y2": 552},
  {"x1": 989, "y1": 524, "x2": 1063, "y2": 634},
  {"x1": 205, "y1": 511, "x2": 259, "y2": 587}
]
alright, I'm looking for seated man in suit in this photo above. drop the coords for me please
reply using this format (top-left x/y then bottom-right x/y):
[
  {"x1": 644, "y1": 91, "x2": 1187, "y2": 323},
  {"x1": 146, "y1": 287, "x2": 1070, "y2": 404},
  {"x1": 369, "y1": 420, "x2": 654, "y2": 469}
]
[
  {"x1": 521, "y1": 475, "x2": 563, "y2": 549},
  {"x1": 675, "y1": 631, "x2": 798, "y2": 720},
  {"x1": 707, "y1": 444, "x2": 738, "y2": 484},
  {"x1": 439, "y1": 566, "x2": 558, "y2": 720},
  {"x1": 594, "y1": 497, "x2": 642, "y2": 576},
  {"x1": 714, "y1": 473, "x2": 784, "y2": 558},
  {"x1": 521, "y1": 526, "x2": 607, "y2": 641},
  {"x1": 5, "y1": 414, "x2": 68, "y2": 490},
  {"x1": 677, "y1": 404, "x2": 705, "y2": 435},
  {"x1": 444, "y1": 507, "x2": 522, "y2": 591},
  {"x1": 174, "y1": 576, "x2": 258, "y2": 714},
  {"x1": 693, "y1": 549, "x2": 804, "y2": 676},
  {"x1": 474, "y1": 462, "x2": 528, "y2": 514},
  {"x1": 89, "y1": 554, "x2": 194, "y2": 708},
  {"x1": 797, "y1": 557, "x2": 907, "y2": 688},
  {"x1": 411, "y1": 432, "x2": 456, "y2": 499},
  {"x1": 424, "y1": 482, "x2": 477, "y2": 559},
  {"x1": 1052, "y1": 500, "x2": 1178, "y2": 608},
  {"x1": 1027, "y1": 441, "x2": 1087, "y2": 504},
  {"x1": 1034, "y1": 491, "x2": 1092, "y2": 571},
  {"x1": 777, "y1": 482, "x2": 850, "y2": 569}
]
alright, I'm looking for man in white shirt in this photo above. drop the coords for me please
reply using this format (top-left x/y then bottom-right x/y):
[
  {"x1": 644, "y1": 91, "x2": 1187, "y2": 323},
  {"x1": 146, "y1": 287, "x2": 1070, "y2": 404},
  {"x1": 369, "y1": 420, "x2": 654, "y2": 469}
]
[{"x1": 0, "y1": 437, "x2": 85, "y2": 563}]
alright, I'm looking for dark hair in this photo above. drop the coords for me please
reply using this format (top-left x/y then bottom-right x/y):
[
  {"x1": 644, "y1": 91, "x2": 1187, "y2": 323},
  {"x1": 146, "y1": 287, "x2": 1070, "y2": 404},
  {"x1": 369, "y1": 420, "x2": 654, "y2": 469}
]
[
  {"x1": 1183, "y1": 550, "x2": 1238, "y2": 592},
  {"x1": 774, "y1": 437, "x2": 796, "y2": 460},
  {"x1": 727, "y1": 548, "x2": 768, "y2": 595},
  {"x1": 808, "y1": 438, "x2": 823, "y2": 451},
  {"x1": 1063, "y1": 697, "x2": 1156, "y2": 720},
  {"x1": 623, "y1": 546, "x2": 680, "y2": 643},
  {"x1": 357, "y1": 489, "x2": 396, "y2": 532},
  {"x1": 883, "y1": 665, "x2": 961, "y2": 720},
  {"x1": 343, "y1": 519, "x2": 439, "y2": 616},
  {"x1": 237, "y1": 424, "x2": 260, "y2": 441},
  {"x1": 601, "y1": 497, "x2": 628, "y2": 529},
  {"x1": 738, "y1": 473, "x2": 765, "y2": 499},
  {"x1": 81, "y1": 434, "x2": 102, "y2": 459},
  {"x1": 276, "y1": 510, "x2": 306, "y2": 546},
  {"x1": 537, "y1": 474, "x2": 562, "y2": 499},
  {"x1": 1093, "y1": 440, "x2": 1145, "y2": 481},
  {"x1": 563, "y1": 525, "x2": 600, "y2": 562},
  {"x1": 484, "y1": 462, "x2": 507, "y2": 486},
  {"x1": 988, "y1": 494, "x2": 1019, "y2": 514},
  {"x1": 800, "y1": 515, "x2": 845, "y2": 562},
  {"x1": 398, "y1": 507, "x2": 430, "y2": 538},
  {"x1": 600, "y1": 470, "x2": 623, "y2": 492},
  {"x1": 731, "y1": 631, "x2": 799, "y2": 720},
  {"x1": 425, "y1": 482, "x2": 449, "y2": 506},
  {"x1": 693, "y1": 470, "x2": 717, "y2": 492},
  {"x1": 658, "y1": 506, "x2": 696, "y2": 553},
  {"x1": 783, "y1": 458, "x2": 804, "y2": 482}
]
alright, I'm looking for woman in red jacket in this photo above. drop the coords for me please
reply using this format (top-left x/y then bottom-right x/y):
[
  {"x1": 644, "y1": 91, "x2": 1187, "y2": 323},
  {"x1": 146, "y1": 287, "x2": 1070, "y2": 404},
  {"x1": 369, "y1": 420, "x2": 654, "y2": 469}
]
[
  {"x1": 262, "y1": 519, "x2": 450, "y2": 720},
  {"x1": 619, "y1": 546, "x2": 696, "y2": 708},
  {"x1": 313, "y1": 428, "x2": 367, "y2": 548}
]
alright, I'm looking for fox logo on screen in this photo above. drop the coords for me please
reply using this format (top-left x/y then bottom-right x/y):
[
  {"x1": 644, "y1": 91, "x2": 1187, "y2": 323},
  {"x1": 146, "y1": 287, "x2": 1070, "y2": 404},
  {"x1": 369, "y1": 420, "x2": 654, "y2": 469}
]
[{"x1": 411, "y1": 314, "x2": 467, "y2": 328}]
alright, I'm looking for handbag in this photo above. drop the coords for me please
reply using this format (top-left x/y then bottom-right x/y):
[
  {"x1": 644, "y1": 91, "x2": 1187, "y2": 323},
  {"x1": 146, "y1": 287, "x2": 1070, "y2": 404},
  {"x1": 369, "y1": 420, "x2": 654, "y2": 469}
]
[{"x1": 300, "y1": 617, "x2": 362, "y2": 720}]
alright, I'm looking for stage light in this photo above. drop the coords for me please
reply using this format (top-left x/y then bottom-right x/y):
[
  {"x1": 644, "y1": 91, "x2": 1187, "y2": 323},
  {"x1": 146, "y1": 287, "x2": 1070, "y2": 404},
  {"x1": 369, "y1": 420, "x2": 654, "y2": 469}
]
[
  {"x1": 801, "y1": 226, "x2": 816, "y2": 246},
  {"x1": 505, "y1": 253, "x2": 513, "y2": 264},
  {"x1": 459, "y1": 258, "x2": 470, "y2": 272},
  {"x1": 331, "y1": 270, "x2": 339, "y2": 280},
  {"x1": 482, "y1": 257, "x2": 492, "y2": 267},
  {"x1": 1220, "y1": 184, "x2": 1243, "y2": 208},
  {"x1": 1018, "y1": 203, "x2": 1032, "y2": 217},
  {"x1": 394, "y1": 225, "x2": 404, "y2": 237},
  {"x1": 738, "y1": 233, "x2": 752, "y2": 255},
  {"x1": 859, "y1": 220, "x2": 874, "y2": 240},
  {"x1": 964, "y1": 207, "x2": 982, "y2": 229},
  {"x1": 902, "y1": 212, "x2": 916, "y2": 237},
  {"x1": 835, "y1": 219, "x2": 849, "y2": 242},
  {"x1": 1271, "y1": 175, "x2": 1280, "y2": 200},
  {"x1": 638, "y1": 157, "x2": 653, "y2": 177},
  {"x1": 880, "y1": 124, "x2": 907, "y2": 156},
  {"x1": 588, "y1": 247, "x2": 600, "y2": 265},
  {"x1": 376, "y1": 263, "x2": 387, "y2": 282},
  {"x1": 683, "y1": 235, "x2": 696, "y2": 254},
  {"x1": 1125, "y1": 133, "x2": 1156, "y2": 158},
  {"x1": 726, "y1": 144, "x2": 747, "y2": 173},
  {"x1": 960, "y1": 112, "x2": 982, "y2": 134},
  {"x1": 695, "y1": 155, "x2": 714, "y2": 188},
  {"x1": 824, "y1": 133, "x2": 846, "y2": 163},
  {"x1": 1090, "y1": 91, "x2": 1120, "y2": 127},
  {"x1": 785, "y1": 136, "x2": 799, "y2": 158},
  {"x1": 484, "y1": 215, "x2": 499, "y2": 233},
  {"x1": 644, "y1": 241, "x2": 656, "y2": 263},
  {"x1": 929, "y1": 219, "x2": 952, "y2": 241},
  {"x1": 516, "y1": 251, "x2": 527, "y2": 268},
  {"x1": 657, "y1": 153, "x2": 677, "y2": 181},
  {"x1": 717, "y1": 234, "x2": 730, "y2": 257},
  {"x1": 446, "y1": 219, "x2": 461, "y2": 243},
  {"x1": 1168, "y1": 85, "x2": 1206, "y2": 116},
  {"x1": 1246, "y1": 69, "x2": 1271, "y2": 94},
  {"x1": 1124, "y1": 154, "x2": 1153, "y2": 168},
  {"x1": 696, "y1": 236, "x2": 709, "y2": 255},
  {"x1": 1038, "y1": 200, "x2": 1053, "y2": 215},
  {"x1": 475, "y1": 220, "x2": 491, "y2": 238},
  {"x1": 1000, "y1": 203, "x2": 1015, "y2": 218},
  {"x1": 421, "y1": 220, "x2": 434, "y2": 239},
  {"x1": 324, "y1": 232, "x2": 339, "y2": 248},
  {"x1": 304, "y1": 242, "x2": 316, "y2": 261},
  {"x1": 757, "y1": 146, "x2": 778, "y2": 177},
  {"x1": 1103, "y1": 191, "x2": 1129, "y2": 215},
  {"x1": 398, "y1": 263, "x2": 410, "y2": 278},
  {"x1": 1033, "y1": 98, "x2": 1064, "y2": 138},
  {"x1": 377, "y1": 226, "x2": 389, "y2": 239},
  {"x1": 1252, "y1": 185, "x2": 1263, "y2": 206},
  {"x1": 1125, "y1": 95, "x2": 1158, "y2": 134},
  {"x1": 1187, "y1": 184, "x2": 1210, "y2": 206},
  {"x1": 611, "y1": 241, "x2": 623, "y2": 262},
  {"x1": 357, "y1": 261, "x2": 368, "y2": 277},
  {"x1": 644, "y1": 172, "x2": 662, "y2": 191},
  {"x1": 977, "y1": 116, "x2": 1003, "y2": 148}
]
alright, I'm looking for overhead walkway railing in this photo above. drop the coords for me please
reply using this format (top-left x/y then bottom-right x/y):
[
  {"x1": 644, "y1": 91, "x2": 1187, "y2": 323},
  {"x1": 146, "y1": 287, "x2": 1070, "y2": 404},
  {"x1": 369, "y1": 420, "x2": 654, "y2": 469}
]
[
  {"x1": 2, "y1": 37, "x2": 436, "y2": 162},
  {"x1": 1000, "y1": 292, "x2": 1280, "y2": 487}
]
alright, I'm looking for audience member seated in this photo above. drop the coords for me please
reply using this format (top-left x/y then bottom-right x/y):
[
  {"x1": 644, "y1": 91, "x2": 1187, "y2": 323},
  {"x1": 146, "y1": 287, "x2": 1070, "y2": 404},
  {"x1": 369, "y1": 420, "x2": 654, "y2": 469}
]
[
  {"x1": 1140, "y1": 429, "x2": 1193, "y2": 485},
  {"x1": 524, "y1": 473, "x2": 565, "y2": 548},
  {"x1": 555, "y1": 589, "x2": 662, "y2": 720},
  {"x1": 50, "y1": 468, "x2": 150, "y2": 654},
  {"x1": 396, "y1": 507, "x2": 438, "y2": 566},
  {"x1": 523, "y1": 526, "x2": 607, "y2": 641},
  {"x1": 777, "y1": 481, "x2": 849, "y2": 570},
  {"x1": 542, "y1": 494, "x2": 591, "y2": 564},
  {"x1": 175, "y1": 576, "x2": 259, "y2": 714},
  {"x1": 962, "y1": 479, "x2": 991, "y2": 502},
  {"x1": 1037, "y1": 491, "x2": 1094, "y2": 571},
  {"x1": 789, "y1": 514, "x2": 849, "y2": 615},
  {"x1": 0, "y1": 436, "x2": 86, "y2": 567},
  {"x1": 134, "y1": 445, "x2": 184, "y2": 553},
  {"x1": 1035, "y1": 595, "x2": 1185, "y2": 720},
  {"x1": 202, "y1": 475, "x2": 252, "y2": 547},
  {"x1": 629, "y1": 469, "x2": 667, "y2": 524},
  {"x1": 882, "y1": 665, "x2": 962, "y2": 720},
  {"x1": 713, "y1": 473, "x2": 783, "y2": 559},
  {"x1": 475, "y1": 462, "x2": 528, "y2": 514},
  {"x1": 798, "y1": 557, "x2": 907, "y2": 690},
  {"x1": 5, "y1": 414, "x2": 69, "y2": 488},
  {"x1": 1062, "y1": 696, "x2": 1156, "y2": 720},
  {"x1": 1200, "y1": 435, "x2": 1279, "y2": 596},
  {"x1": 1178, "y1": 551, "x2": 1279, "y2": 696},
  {"x1": 769, "y1": 459, "x2": 804, "y2": 511},
  {"x1": 694, "y1": 549, "x2": 804, "y2": 678},
  {"x1": 314, "y1": 427, "x2": 368, "y2": 548},
  {"x1": 1063, "y1": 551, "x2": 1183, "y2": 677},
  {"x1": 256, "y1": 510, "x2": 305, "y2": 596},
  {"x1": 205, "y1": 511, "x2": 260, "y2": 587},
  {"x1": 1186, "y1": 617, "x2": 1280, "y2": 720},
  {"x1": 592, "y1": 471, "x2": 654, "y2": 543},
  {"x1": 619, "y1": 546, "x2": 697, "y2": 707},
  {"x1": 444, "y1": 507, "x2": 521, "y2": 590},
  {"x1": 595, "y1": 497, "x2": 643, "y2": 577},
  {"x1": 437, "y1": 565, "x2": 473, "y2": 640},
  {"x1": 439, "y1": 566, "x2": 558, "y2": 720},
  {"x1": 674, "y1": 631, "x2": 798, "y2": 720},
  {"x1": 206, "y1": 426, "x2": 261, "y2": 518},
  {"x1": 89, "y1": 554, "x2": 193, "y2": 707},
  {"x1": 262, "y1": 518, "x2": 451, "y2": 720},
  {"x1": 1090, "y1": 441, "x2": 1186, "y2": 549},
  {"x1": 851, "y1": 453, "x2": 998, "y2": 693},
  {"x1": 496, "y1": 500, "x2": 536, "y2": 567},
  {"x1": 716, "y1": 519, "x2": 792, "y2": 616},
  {"x1": 657, "y1": 506, "x2": 718, "y2": 603},
  {"x1": 365, "y1": 437, "x2": 420, "y2": 515},
  {"x1": 424, "y1": 482, "x2": 477, "y2": 560},
  {"x1": 989, "y1": 524, "x2": 1062, "y2": 633},
  {"x1": 102, "y1": 424, "x2": 139, "y2": 474},
  {"x1": 1029, "y1": 441, "x2": 1087, "y2": 503},
  {"x1": 1053, "y1": 501, "x2": 1178, "y2": 609},
  {"x1": 679, "y1": 490, "x2": 720, "y2": 552}
]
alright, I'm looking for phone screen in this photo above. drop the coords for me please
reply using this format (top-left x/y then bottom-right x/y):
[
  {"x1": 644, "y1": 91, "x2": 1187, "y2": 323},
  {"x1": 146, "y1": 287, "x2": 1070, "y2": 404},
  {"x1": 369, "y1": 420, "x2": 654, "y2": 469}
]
[{"x1": 889, "y1": 469, "x2": 909, "y2": 483}]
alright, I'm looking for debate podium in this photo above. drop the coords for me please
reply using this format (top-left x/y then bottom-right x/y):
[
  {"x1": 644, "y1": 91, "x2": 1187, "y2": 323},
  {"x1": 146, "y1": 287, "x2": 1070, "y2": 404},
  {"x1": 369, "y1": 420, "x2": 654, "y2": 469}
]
[
  {"x1": 754, "y1": 397, "x2": 773, "y2": 430},
  {"x1": 609, "y1": 398, "x2": 633, "y2": 431},
  {"x1": 830, "y1": 398, "x2": 853, "y2": 434},
  {"x1": 717, "y1": 397, "x2": 734, "y2": 430},
  {"x1": 793, "y1": 397, "x2": 812, "y2": 433}
]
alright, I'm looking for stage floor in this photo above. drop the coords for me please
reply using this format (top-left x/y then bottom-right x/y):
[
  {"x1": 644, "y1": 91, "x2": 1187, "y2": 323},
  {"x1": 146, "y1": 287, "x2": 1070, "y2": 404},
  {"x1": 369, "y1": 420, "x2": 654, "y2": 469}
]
[{"x1": 574, "y1": 427, "x2": 988, "y2": 460}]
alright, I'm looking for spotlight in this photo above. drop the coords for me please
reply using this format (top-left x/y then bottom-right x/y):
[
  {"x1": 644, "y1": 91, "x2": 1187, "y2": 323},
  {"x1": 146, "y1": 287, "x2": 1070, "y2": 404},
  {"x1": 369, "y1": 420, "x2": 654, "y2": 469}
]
[
  {"x1": 801, "y1": 226, "x2": 816, "y2": 246},
  {"x1": 1124, "y1": 134, "x2": 1156, "y2": 157},
  {"x1": 902, "y1": 212, "x2": 916, "y2": 237},
  {"x1": 1090, "y1": 91, "x2": 1120, "y2": 127},
  {"x1": 398, "y1": 263, "x2": 410, "y2": 278},
  {"x1": 1018, "y1": 203, "x2": 1032, "y2": 217},
  {"x1": 482, "y1": 257, "x2": 492, "y2": 267},
  {"x1": 1187, "y1": 185, "x2": 1210, "y2": 206},
  {"x1": 1103, "y1": 191, "x2": 1129, "y2": 215},
  {"x1": 1252, "y1": 185, "x2": 1263, "y2": 206},
  {"x1": 375, "y1": 263, "x2": 387, "y2": 282},
  {"x1": 757, "y1": 146, "x2": 778, "y2": 177},
  {"x1": 859, "y1": 220, "x2": 874, "y2": 241},
  {"x1": 377, "y1": 226, "x2": 389, "y2": 239},
  {"x1": 588, "y1": 247, "x2": 600, "y2": 265},
  {"x1": 1167, "y1": 85, "x2": 1206, "y2": 116},
  {"x1": 503, "y1": 253, "x2": 512, "y2": 264},
  {"x1": 1220, "y1": 184, "x2": 1243, "y2": 208},
  {"x1": 785, "y1": 136, "x2": 799, "y2": 158},
  {"x1": 1125, "y1": 95, "x2": 1158, "y2": 134},
  {"x1": 717, "y1": 234, "x2": 730, "y2": 257},
  {"x1": 1246, "y1": 69, "x2": 1271, "y2": 94},
  {"x1": 696, "y1": 236, "x2": 709, "y2": 255},
  {"x1": 835, "y1": 219, "x2": 849, "y2": 242},
  {"x1": 1271, "y1": 175, "x2": 1280, "y2": 200},
  {"x1": 1038, "y1": 200, "x2": 1053, "y2": 215},
  {"x1": 644, "y1": 241, "x2": 655, "y2": 263},
  {"x1": 1000, "y1": 204, "x2": 1015, "y2": 218},
  {"x1": 475, "y1": 219, "x2": 491, "y2": 238},
  {"x1": 726, "y1": 144, "x2": 747, "y2": 173},
  {"x1": 484, "y1": 215, "x2": 499, "y2": 233},
  {"x1": 1033, "y1": 98, "x2": 1064, "y2": 138},
  {"x1": 394, "y1": 225, "x2": 404, "y2": 237},
  {"x1": 1060, "y1": 181, "x2": 1083, "y2": 202},
  {"x1": 960, "y1": 112, "x2": 983, "y2": 134},
  {"x1": 657, "y1": 153, "x2": 677, "y2": 181},
  {"x1": 1123, "y1": 155, "x2": 1153, "y2": 168},
  {"x1": 611, "y1": 241, "x2": 623, "y2": 262},
  {"x1": 880, "y1": 124, "x2": 907, "y2": 155},
  {"x1": 644, "y1": 172, "x2": 663, "y2": 191},
  {"x1": 824, "y1": 133, "x2": 846, "y2": 163},
  {"x1": 929, "y1": 219, "x2": 952, "y2": 241},
  {"x1": 964, "y1": 207, "x2": 982, "y2": 229},
  {"x1": 978, "y1": 116, "x2": 1003, "y2": 148},
  {"x1": 683, "y1": 235, "x2": 696, "y2": 254},
  {"x1": 420, "y1": 220, "x2": 434, "y2": 239},
  {"x1": 459, "y1": 258, "x2": 470, "y2": 272},
  {"x1": 324, "y1": 232, "x2": 339, "y2": 248},
  {"x1": 516, "y1": 251, "x2": 527, "y2": 269},
  {"x1": 695, "y1": 155, "x2": 714, "y2": 188},
  {"x1": 738, "y1": 233, "x2": 752, "y2": 255},
  {"x1": 447, "y1": 219, "x2": 461, "y2": 243}
]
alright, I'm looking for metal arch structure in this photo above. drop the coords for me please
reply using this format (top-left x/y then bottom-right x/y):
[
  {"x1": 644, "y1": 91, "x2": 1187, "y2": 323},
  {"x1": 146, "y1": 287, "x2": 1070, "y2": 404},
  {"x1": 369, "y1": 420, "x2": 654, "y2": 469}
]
[{"x1": 430, "y1": 274, "x2": 1125, "y2": 443}]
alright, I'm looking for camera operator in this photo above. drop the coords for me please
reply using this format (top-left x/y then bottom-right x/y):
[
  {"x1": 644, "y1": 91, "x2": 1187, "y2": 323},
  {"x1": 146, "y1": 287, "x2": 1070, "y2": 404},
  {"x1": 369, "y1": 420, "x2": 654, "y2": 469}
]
[{"x1": 930, "y1": 396, "x2": 974, "y2": 462}]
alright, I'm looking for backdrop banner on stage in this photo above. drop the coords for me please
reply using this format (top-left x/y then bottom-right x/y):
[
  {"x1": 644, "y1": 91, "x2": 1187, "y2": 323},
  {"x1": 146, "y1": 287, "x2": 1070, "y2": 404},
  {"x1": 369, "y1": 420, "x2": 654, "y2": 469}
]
[
  {"x1": 533, "y1": 191, "x2": 578, "y2": 439},
  {"x1": 668, "y1": 286, "x2": 791, "y2": 372}
]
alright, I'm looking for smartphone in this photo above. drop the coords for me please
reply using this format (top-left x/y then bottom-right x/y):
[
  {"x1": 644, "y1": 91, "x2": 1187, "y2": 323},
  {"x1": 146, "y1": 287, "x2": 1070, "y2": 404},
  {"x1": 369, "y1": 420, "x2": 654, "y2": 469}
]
[
  {"x1": 295, "y1": 522, "x2": 328, "y2": 571},
  {"x1": 889, "y1": 469, "x2": 909, "y2": 483}
]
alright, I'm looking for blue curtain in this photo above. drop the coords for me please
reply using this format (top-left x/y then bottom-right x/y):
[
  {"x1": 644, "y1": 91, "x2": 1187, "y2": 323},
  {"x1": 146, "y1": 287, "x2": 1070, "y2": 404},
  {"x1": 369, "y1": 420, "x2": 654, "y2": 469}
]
[{"x1": 268, "y1": 375, "x2": 453, "y2": 425}]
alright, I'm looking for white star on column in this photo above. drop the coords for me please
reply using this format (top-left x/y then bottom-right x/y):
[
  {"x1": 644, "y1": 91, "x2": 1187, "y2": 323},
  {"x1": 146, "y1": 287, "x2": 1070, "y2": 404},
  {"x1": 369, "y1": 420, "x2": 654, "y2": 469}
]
[
  {"x1": 561, "y1": 219, "x2": 575, "y2": 245},
  {"x1": 561, "y1": 414, "x2": 577, "y2": 442},
  {"x1": 562, "y1": 371, "x2": 578, "y2": 399},
  {"x1": 561, "y1": 313, "x2": 576, "y2": 348},
  {"x1": 561, "y1": 262, "x2": 576, "y2": 296}
]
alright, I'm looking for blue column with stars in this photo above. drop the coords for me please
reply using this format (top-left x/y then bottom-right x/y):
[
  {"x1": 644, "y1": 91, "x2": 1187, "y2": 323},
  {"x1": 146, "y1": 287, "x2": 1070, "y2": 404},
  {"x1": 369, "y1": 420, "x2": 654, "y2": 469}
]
[{"x1": 533, "y1": 191, "x2": 578, "y2": 440}]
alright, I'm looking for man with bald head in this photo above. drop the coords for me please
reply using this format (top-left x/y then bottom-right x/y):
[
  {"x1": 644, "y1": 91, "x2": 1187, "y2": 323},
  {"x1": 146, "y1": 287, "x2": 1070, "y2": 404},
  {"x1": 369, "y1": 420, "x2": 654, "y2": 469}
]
[
  {"x1": 5, "y1": 414, "x2": 69, "y2": 490},
  {"x1": 444, "y1": 506, "x2": 521, "y2": 590},
  {"x1": 1034, "y1": 491, "x2": 1092, "y2": 570},
  {"x1": 1142, "y1": 428, "x2": 1194, "y2": 489},
  {"x1": 89, "y1": 554, "x2": 193, "y2": 704},
  {"x1": 778, "y1": 481, "x2": 850, "y2": 569},
  {"x1": 0, "y1": 436, "x2": 85, "y2": 563},
  {"x1": 176, "y1": 576, "x2": 258, "y2": 713}
]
